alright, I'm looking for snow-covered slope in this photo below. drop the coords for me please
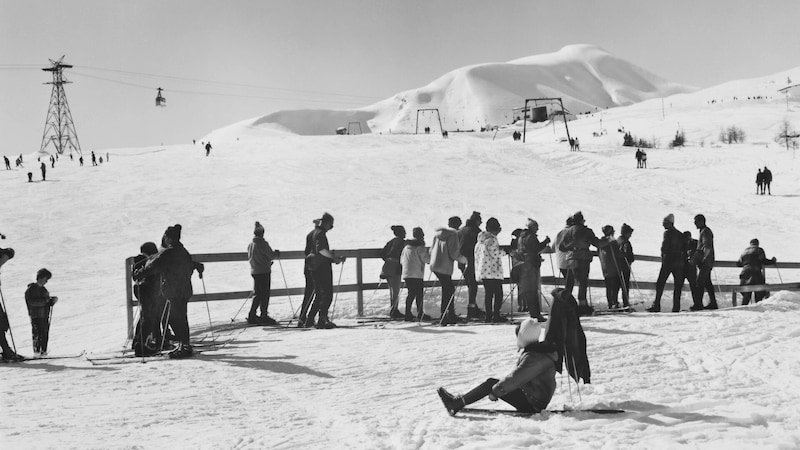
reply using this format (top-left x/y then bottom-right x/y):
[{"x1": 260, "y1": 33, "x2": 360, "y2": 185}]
[{"x1": 206, "y1": 44, "x2": 695, "y2": 138}]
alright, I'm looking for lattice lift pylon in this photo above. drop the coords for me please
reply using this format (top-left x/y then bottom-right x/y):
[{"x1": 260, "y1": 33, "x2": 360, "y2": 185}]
[{"x1": 40, "y1": 56, "x2": 82, "y2": 155}]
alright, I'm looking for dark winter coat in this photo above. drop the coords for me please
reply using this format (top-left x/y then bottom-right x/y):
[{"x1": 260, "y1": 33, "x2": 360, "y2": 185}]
[
  {"x1": 693, "y1": 227, "x2": 715, "y2": 269},
  {"x1": 457, "y1": 224, "x2": 481, "y2": 264},
  {"x1": 25, "y1": 283, "x2": 52, "y2": 319},
  {"x1": 518, "y1": 229, "x2": 548, "y2": 267},
  {"x1": 737, "y1": 245, "x2": 774, "y2": 285},
  {"x1": 138, "y1": 242, "x2": 202, "y2": 302},
  {"x1": 545, "y1": 288, "x2": 591, "y2": 384},
  {"x1": 660, "y1": 226, "x2": 686, "y2": 267},
  {"x1": 492, "y1": 342, "x2": 558, "y2": 412},
  {"x1": 598, "y1": 236, "x2": 623, "y2": 279},
  {"x1": 304, "y1": 227, "x2": 331, "y2": 271},
  {"x1": 248, "y1": 237, "x2": 278, "y2": 275},
  {"x1": 559, "y1": 224, "x2": 604, "y2": 264},
  {"x1": 617, "y1": 236, "x2": 634, "y2": 267},
  {"x1": 380, "y1": 237, "x2": 405, "y2": 278},
  {"x1": 763, "y1": 169, "x2": 773, "y2": 183}
]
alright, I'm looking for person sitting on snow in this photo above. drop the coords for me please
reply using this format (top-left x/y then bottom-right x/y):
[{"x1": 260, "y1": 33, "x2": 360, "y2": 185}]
[
  {"x1": 437, "y1": 317, "x2": 558, "y2": 415},
  {"x1": 436, "y1": 288, "x2": 590, "y2": 416}
]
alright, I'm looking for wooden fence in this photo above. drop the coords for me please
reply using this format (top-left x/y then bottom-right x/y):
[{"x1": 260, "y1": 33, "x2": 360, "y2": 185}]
[{"x1": 124, "y1": 248, "x2": 800, "y2": 338}]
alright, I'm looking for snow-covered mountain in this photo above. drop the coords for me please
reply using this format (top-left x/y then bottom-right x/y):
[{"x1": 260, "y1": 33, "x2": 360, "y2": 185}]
[{"x1": 207, "y1": 44, "x2": 695, "y2": 138}]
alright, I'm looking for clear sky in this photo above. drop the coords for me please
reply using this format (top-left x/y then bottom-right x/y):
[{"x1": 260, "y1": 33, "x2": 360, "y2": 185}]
[{"x1": 1, "y1": 0, "x2": 798, "y2": 152}]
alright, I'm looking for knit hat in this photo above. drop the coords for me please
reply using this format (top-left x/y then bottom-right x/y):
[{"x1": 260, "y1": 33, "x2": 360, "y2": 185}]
[
  {"x1": 664, "y1": 213, "x2": 675, "y2": 224},
  {"x1": 516, "y1": 318, "x2": 543, "y2": 348},
  {"x1": 254, "y1": 221, "x2": 265, "y2": 236},
  {"x1": 448, "y1": 216, "x2": 462, "y2": 229},
  {"x1": 750, "y1": 238, "x2": 759, "y2": 246},
  {"x1": 511, "y1": 228, "x2": 523, "y2": 237},
  {"x1": 412, "y1": 227, "x2": 424, "y2": 239},
  {"x1": 140, "y1": 242, "x2": 158, "y2": 256},
  {"x1": 572, "y1": 211, "x2": 584, "y2": 224},
  {"x1": 566, "y1": 216, "x2": 575, "y2": 227},
  {"x1": 602, "y1": 225, "x2": 614, "y2": 236},
  {"x1": 164, "y1": 224, "x2": 182, "y2": 242},
  {"x1": 391, "y1": 225, "x2": 406, "y2": 237},
  {"x1": 526, "y1": 218, "x2": 538, "y2": 229},
  {"x1": 486, "y1": 217, "x2": 501, "y2": 232},
  {"x1": 620, "y1": 223, "x2": 634, "y2": 235}
]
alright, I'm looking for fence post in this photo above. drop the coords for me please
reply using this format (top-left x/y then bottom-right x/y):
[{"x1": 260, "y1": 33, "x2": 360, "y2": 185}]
[
  {"x1": 356, "y1": 249, "x2": 364, "y2": 316},
  {"x1": 125, "y1": 257, "x2": 134, "y2": 340}
]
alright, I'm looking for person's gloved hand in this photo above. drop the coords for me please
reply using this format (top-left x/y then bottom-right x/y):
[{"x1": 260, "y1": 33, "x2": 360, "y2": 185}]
[{"x1": 488, "y1": 393, "x2": 498, "y2": 401}]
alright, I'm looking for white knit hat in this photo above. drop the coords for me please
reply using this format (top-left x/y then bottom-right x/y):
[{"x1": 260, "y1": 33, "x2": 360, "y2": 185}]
[{"x1": 516, "y1": 318, "x2": 543, "y2": 348}]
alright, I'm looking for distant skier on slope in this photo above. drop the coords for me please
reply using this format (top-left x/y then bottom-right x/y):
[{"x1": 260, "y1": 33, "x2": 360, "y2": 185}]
[
  {"x1": 437, "y1": 288, "x2": 590, "y2": 416},
  {"x1": 205, "y1": 142, "x2": 212, "y2": 157}
]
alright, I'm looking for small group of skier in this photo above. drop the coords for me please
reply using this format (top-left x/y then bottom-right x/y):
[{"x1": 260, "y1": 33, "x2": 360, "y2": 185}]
[
  {"x1": 635, "y1": 148, "x2": 647, "y2": 168},
  {"x1": 755, "y1": 166, "x2": 773, "y2": 195}
]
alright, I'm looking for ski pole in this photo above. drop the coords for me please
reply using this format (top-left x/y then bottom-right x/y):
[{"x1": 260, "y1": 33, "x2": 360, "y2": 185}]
[
  {"x1": 329, "y1": 259, "x2": 346, "y2": 320},
  {"x1": 548, "y1": 253, "x2": 559, "y2": 288},
  {"x1": 0, "y1": 286, "x2": 19, "y2": 355},
  {"x1": 201, "y1": 277, "x2": 214, "y2": 338},
  {"x1": 159, "y1": 300, "x2": 171, "y2": 351},
  {"x1": 231, "y1": 292, "x2": 253, "y2": 323},
  {"x1": 775, "y1": 264, "x2": 784, "y2": 284},
  {"x1": 277, "y1": 259, "x2": 296, "y2": 318},
  {"x1": 439, "y1": 276, "x2": 465, "y2": 326}
]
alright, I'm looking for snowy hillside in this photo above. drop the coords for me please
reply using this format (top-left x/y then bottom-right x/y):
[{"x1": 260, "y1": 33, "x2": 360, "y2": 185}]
[
  {"x1": 207, "y1": 45, "x2": 695, "y2": 138},
  {"x1": 2, "y1": 51, "x2": 800, "y2": 448}
]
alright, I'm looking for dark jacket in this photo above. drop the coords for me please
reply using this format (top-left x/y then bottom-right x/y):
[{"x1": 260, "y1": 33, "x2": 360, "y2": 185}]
[
  {"x1": 546, "y1": 288, "x2": 591, "y2": 384},
  {"x1": 598, "y1": 236, "x2": 622, "y2": 278},
  {"x1": 137, "y1": 242, "x2": 202, "y2": 302},
  {"x1": 457, "y1": 224, "x2": 480, "y2": 264},
  {"x1": 518, "y1": 229, "x2": 548, "y2": 267},
  {"x1": 661, "y1": 226, "x2": 686, "y2": 266},
  {"x1": 737, "y1": 245, "x2": 774, "y2": 285},
  {"x1": 380, "y1": 237, "x2": 405, "y2": 277},
  {"x1": 25, "y1": 283, "x2": 52, "y2": 319},
  {"x1": 617, "y1": 236, "x2": 634, "y2": 267},
  {"x1": 559, "y1": 224, "x2": 604, "y2": 263},
  {"x1": 693, "y1": 227, "x2": 715, "y2": 269},
  {"x1": 304, "y1": 227, "x2": 331, "y2": 271},
  {"x1": 492, "y1": 342, "x2": 558, "y2": 412}
]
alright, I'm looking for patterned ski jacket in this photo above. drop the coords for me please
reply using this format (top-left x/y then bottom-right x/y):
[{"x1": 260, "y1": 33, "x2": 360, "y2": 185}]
[{"x1": 474, "y1": 231, "x2": 504, "y2": 281}]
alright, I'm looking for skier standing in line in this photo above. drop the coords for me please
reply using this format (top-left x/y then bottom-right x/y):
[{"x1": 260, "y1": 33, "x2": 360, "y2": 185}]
[
  {"x1": 616, "y1": 223, "x2": 635, "y2": 308},
  {"x1": 692, "y1": 214, "x2": 718, "y2": 310},
  {"x1": 304, "y1": 213, "x2": 345, "y2": 329},
  {"x1": 474, "y1": 217, "x2": 506, "y2": 323},
  {"x1": 647, "y1": 214, "x2": 686, "y2": 313},
  {"x1": 298, "y1": 218, "x2": 321, "y2": 328},
  {"x1": 517, "y1": 219, "x2": 550, "y2": 321},
  {"x1": 681, "y1": 231, "x2": 701, "y2": 310},
  {"x1": 552, "y1": 216, "x2": 574, "y2": 283},
  {"x1": 430, "y1": 216, "x2": 467, "y2": 326},
  {"x1": 400, "y1": 227, "x2": 430, "y2": 321},
  {"x1": 598, "y1": 225, "x2": 623, "y2": 309},
  {"x1": 736, "y1": 238, "x2": 776, "y2": 305},
  {"x1": 380, "y1": 225, "x2": 406, "y2": 319},
  {"x1": 25, "y1": 268, "x2": 57, "y2": 355},
  {"x1": 458, "y1": 212, "x2": 486, "y2": 320},
  {"x1": 0, "y1": 247, "x2": 24, "y2": 361},
  {"x1": 134, "y1": 225, "x2": 204, "y2": 357},
  {"x1": 247, "y1": 221, "x2": 281, "y2": 325},
  {"x1": 559, "y1": 211, "x2": 609, "y2": 316}
]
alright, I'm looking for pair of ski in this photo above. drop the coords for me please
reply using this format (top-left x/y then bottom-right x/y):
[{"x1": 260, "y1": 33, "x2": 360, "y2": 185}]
[
  {"x1": 457, "y1": 407, "x2": 626, "y2": 417},
  {"x1": 356, "y1": 316, "x2": 518, "y2": 327},
  {"x1": 592, "y1": 306, "x2": 635, "y2": 316},
  {"x1": 1, "y1": 350, "x2": 86, "y2": 363}
]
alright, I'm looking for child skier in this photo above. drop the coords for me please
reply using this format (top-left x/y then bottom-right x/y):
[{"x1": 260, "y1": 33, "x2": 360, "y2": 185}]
[{"x1": 25, "y1": 268, "x2": 57, "y2": 355}]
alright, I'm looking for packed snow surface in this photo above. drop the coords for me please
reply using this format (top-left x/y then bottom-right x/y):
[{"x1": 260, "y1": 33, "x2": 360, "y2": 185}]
[{"x1": 2, "y1": 60, "x2": 800, "y2": 449}]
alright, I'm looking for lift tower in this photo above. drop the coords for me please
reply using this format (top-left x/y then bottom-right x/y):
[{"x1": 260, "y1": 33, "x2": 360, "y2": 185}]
[{"x1": 40, "y1": 56, "x2": 82, "y2": 155}]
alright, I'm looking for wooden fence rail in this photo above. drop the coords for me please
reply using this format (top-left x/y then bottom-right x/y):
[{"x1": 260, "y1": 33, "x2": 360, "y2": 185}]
[{"x1": 125, "y1": 248, "x2": 800, "y2": 338}]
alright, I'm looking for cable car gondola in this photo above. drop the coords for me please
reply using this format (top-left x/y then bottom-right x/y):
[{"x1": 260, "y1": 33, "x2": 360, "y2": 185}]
[{"x1": 155, "y1": 87, "x2": 166, "y2": 107}]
